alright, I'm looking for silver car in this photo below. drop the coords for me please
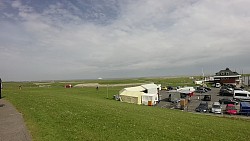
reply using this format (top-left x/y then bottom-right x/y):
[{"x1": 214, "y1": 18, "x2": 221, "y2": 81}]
[{"x1": 211, "y1": 102, "x2": 222, "y2": 114}]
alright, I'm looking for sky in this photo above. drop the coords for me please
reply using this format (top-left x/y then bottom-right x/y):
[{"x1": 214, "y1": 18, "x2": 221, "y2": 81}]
[{"x1": 0, "y1": 0, "x2": 250, "y2": 81}]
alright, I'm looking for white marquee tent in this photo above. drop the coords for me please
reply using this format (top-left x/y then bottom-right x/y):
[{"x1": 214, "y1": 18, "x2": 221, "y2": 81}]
[
  {"x1": 141, "y1": 83, "x2": 159, "y2": 94},
  {"x1": 119, "y1": 83, "x2": 159, "y2": 105},
  {"x1": 119, "y1": 86, "x2": 145, "y2": 105}
]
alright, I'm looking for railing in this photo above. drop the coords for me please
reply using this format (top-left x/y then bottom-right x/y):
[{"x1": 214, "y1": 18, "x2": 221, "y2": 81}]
[{"x1": 242, "y1": 76, "x2": 250, "y2": 87}]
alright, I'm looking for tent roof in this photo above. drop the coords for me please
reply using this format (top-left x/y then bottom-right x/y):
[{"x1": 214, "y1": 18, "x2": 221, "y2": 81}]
[
  {"x1": 124, "y1": 86, "x2": 145, "y2": 92},
  {"x1": 141, "y1": 83, "x2": 158, "y2": 89}
]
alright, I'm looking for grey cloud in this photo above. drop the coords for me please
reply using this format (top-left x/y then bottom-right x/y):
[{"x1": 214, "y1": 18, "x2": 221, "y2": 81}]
[{"x1": 0, "y1": 0, "x2": 250, "y2": 81}]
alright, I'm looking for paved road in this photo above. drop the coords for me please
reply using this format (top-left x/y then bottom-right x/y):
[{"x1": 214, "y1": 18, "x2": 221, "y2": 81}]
[{"x1": 0, "y1": 99, "x2": 32, "y2": 141}]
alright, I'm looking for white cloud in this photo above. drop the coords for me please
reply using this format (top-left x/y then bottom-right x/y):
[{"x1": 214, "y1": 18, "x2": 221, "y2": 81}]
[{"x1": 0, "y1": 0, "x2": 250, "y2": 81}]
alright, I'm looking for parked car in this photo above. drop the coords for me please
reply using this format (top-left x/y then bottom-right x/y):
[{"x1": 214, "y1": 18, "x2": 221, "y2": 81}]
[
  {"x1": 219, "y1": 98, "x2": 239, "y2": 105},
  {"x1": 204, "y1": 87, "x2": 211, "y2": 91},
  {"x1": 211, "y1": 102, "x2": 222, "y2": 114},
  {"x1": 161, "y1": 86, "x2": 167, "y2": 90},
  {"x1": 195, "y1": 101, "x2": 209, "y2": 113},
  {"x1": 215, "y1": 83, "x2": 221, "y2": 88},
  {"x1": 195, "y1": 87, "x2": 207, "y2": 93},
  {"x1": 202, "y1": 95, "x2": 211, "y2": 101},
  {"x1": 167, "y1": 86, "x2": 174, "y2": 91},
  {"x1": 225, "y1": 104, "x2": 237, "y2": 115},
  {"x1": 219, "y1": 86, "x2": 233, "y2": 96},
  {"x1": 234, "y1": 87, "x2": 243, "y2": 90},
  {"x1": 223, "y1": 84, "x2": 235, "y2": 88}
]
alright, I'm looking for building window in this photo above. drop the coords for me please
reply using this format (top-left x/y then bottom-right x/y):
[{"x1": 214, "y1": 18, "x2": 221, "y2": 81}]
[
  {"x1": 221, "y1": 72, "x2": 224, "y2": 75},
  {"x1": 226, "y1": 72, "x2": 229, "y2": 75}
]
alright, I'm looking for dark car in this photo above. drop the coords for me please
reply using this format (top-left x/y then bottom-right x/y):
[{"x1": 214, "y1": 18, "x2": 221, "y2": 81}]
[
  {"x1": 195, "y1": 87, "x2": 207, "y2": 93},
  {"x1": 195, "y1": 101, "x2": 209, "y2": 113},
  {"x1": 219, "y1": 98, "x2": 239, "y2": 105},
  {"x1": 202, "y1": 95, "x2": 211, "y2": 101},
  {"x1": 219, "y1": 86, "x2": 233, "y2": 96},
  {"x1": 167, "y1": 86, "x2": 174, "y2": 91},
  {"x1": 203, "y1": 87, "x2": 211, "y2": 91},
  {"x1": 195, "y1": 89, "x2": 206, "y2": 93},
  {"x1": 233, "y1": 87, "x2": 243, "y2": 90}
]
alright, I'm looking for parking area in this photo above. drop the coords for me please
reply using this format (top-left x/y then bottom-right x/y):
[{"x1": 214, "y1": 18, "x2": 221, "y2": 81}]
[{"x1": 158, "y1": 87, "x2": 245, "y2": 116}]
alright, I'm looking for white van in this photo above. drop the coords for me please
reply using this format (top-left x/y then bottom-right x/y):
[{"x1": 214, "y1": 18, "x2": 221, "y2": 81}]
[{"x1": 233, "y1": 90, "x2": 250, "y2": 101}]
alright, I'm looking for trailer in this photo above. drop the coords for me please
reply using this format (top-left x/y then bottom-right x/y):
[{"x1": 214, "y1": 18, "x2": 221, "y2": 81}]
[
  {"x1": 240, "y1": 102, "x2": 250, "y2": 116},
  {"x1": 166, "y1": 90, "x2": 181, "y2": 103}
]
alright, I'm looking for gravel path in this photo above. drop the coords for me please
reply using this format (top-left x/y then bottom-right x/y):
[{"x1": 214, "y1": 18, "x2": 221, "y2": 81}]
[{"x1": 0, "y1": 99, "x2": 32, "y2": 141}]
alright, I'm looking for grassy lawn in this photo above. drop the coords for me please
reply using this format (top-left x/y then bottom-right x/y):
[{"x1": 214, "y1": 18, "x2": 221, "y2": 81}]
[{"x1": 2, "y1": 79, "x2": 250, "y2": 141}]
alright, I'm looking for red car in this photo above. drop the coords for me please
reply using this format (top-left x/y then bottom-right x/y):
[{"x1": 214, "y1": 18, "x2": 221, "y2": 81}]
[{"x1": 225, "y1": 104, "x2": 237, "y2": 115}]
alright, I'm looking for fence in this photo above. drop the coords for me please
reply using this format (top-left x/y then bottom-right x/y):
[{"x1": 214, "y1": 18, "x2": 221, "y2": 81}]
[{"x1": 242, "y1": 76, "x2": 250, "y2": 86}]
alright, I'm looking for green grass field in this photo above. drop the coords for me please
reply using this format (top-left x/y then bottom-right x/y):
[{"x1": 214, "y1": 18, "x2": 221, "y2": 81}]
[{"x1": 2, "y1": 78, "x2": 250, "y2": 141}]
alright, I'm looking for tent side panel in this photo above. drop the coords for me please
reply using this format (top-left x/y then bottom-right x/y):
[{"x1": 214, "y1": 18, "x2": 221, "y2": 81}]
[
  {"x1": 120, "y1": 93, "x2": 142, "y2": 105},
  {"x1": 142, "y1": 94, "x2": 158, "y2": 105}
]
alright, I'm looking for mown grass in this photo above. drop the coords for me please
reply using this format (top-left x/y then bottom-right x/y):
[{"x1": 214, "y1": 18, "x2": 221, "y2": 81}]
[
  {"x1": 2, "y1": 78, "x2": 250, "y2": 141},
  {"x1": 4, "y1": 76, "x2": 197, "y2": 88},
  {"x1": 242, "y1": 74, "x2": 250, "y2": 76}
]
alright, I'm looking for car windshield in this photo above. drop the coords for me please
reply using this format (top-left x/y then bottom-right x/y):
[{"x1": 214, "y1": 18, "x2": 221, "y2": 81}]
[
  {"x1": 212, "y1": 105, "x2": 220, "y2": 109},
  {"x1": 199, "y1": 103, "x2": 207, "y2": 106},
  {"x1": 227, "y1": 106, "x2": 236, "y2": 110}
]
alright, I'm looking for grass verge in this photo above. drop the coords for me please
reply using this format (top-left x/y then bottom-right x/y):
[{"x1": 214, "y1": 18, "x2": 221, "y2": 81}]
[{"x1": 2, "y1": 80, "x2": 250, "y2": 141}]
